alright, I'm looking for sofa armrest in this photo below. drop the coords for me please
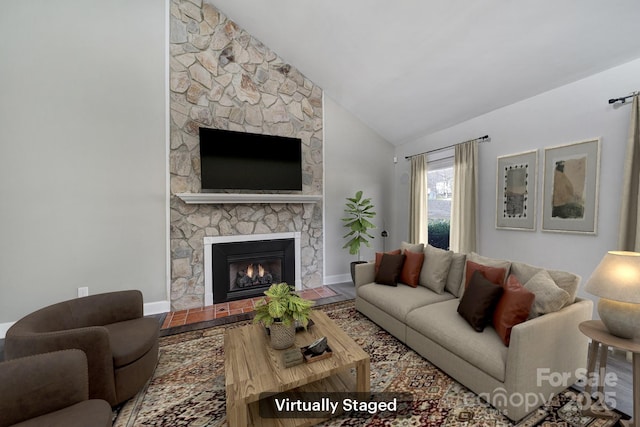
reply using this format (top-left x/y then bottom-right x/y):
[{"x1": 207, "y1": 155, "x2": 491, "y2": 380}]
[
  {"x1": 0, "y1": 349, "x2": 89, "y2": 427},
  {"x1": 505, "y1": 298, "x2": 593, "y2": 395},
  {"x1": 5, "y1": 326, "x2": 117, "y2": 404},
  {"x1": 354, "y1": 262, "x2": 376, "y2": 289}
]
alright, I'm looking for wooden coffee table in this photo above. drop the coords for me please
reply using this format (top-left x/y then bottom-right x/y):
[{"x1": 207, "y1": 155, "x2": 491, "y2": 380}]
[{"x1": 225, "y1": 310, "x2": 370, "y2": 427}]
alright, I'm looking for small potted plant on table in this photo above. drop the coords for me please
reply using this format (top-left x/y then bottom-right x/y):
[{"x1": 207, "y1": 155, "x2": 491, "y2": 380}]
[{"x1": 253, "y1": 283, "x2": 315, "y2": 350}]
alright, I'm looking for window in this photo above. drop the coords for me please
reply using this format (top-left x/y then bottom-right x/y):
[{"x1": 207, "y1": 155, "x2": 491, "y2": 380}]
[{"x1": 427, "y1": 156, "x2": 453, "y2": 250}]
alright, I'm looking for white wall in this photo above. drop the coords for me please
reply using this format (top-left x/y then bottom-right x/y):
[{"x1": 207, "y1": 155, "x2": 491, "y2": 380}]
[
  {"x1": 324, "y1": 96, "x2": 395, "y2": 283},
  {"x1": 393, "y1": 57, "x2": 640, "y2": 305},
  {"x1": 0, "y1": 0, "x2": 168, "y2": 324}
]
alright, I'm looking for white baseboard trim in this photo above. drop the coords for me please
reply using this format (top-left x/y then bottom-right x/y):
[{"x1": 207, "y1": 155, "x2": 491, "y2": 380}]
[
  {"x1": 0, "y1": 300, "x2": 171, "y2": 340},
  {"x1": 144, "y1": 300, "x2": 171, "y2": 316},
  {"x1": 324, "y1": 274, "x2": 352, "y2": 285}
]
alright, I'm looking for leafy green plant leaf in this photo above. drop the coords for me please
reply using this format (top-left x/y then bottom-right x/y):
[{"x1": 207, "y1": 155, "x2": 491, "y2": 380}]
[
  {"x1": 252, "y1": 283, "x2": 314, "y2": 328},
  {"x1": 341, "y1": 191, "x2": 376, "y2": 260}
]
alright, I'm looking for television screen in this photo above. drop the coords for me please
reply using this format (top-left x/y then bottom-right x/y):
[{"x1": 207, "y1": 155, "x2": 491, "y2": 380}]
[{"x1": 199, "y1": 127, "x2": 303, "y2": 191}]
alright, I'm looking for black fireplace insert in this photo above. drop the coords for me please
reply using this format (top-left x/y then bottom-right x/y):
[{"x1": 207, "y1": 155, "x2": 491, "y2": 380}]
[{"x1": 211, "y1": 238, "x2": 295, "y2": 303}]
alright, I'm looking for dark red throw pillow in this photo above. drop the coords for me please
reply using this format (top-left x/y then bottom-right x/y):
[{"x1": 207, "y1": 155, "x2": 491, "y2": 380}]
[
  {"x1": 399, "y1": 249, "x2": 424, "y2": 288},
  {"x1": 458, "y1": 270, "x2": 504, "y2": 332},
  {"x1": 493, "y1": 274, "x2": 535, "y2": 346},
  {"x1": 375, "y1": 253, "x2": 406, "y2": 287},
  {"x1": 464, "y1": 260, "x2": 507, "y2": 289}
]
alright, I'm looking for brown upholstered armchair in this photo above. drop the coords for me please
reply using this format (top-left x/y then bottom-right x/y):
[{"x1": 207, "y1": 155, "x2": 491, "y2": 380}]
[
  {"x1": 0, "y1": 349, "x2": 112, "y2": 427},
  {"x1": 4, "y1": 290, "x2": 159, "y2": 406}
]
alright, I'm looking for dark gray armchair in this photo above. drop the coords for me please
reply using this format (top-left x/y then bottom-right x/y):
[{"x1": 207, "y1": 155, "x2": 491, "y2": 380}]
[
  {"x1": 4, "y1": 290, "x2": 159, "y2": 406},
  {"x1": 0, "y1": 349, "x2": 112, "y2": 427}
]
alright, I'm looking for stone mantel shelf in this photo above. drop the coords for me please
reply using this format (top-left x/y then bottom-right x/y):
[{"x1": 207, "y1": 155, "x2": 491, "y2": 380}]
[{"x1": 175, "y1": 193, "x2": 323, "y2": 204}]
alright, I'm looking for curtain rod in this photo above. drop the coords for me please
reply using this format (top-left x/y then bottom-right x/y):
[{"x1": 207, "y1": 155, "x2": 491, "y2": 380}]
[
  {"x1": 404, "y1": 135, "x2": 490, "y2": 160},
  {"x1": 609, "y1": 91, "x2": 638, "y2": 104}
]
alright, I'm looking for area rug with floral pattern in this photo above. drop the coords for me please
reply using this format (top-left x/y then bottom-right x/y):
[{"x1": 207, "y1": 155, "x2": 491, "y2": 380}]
[{"x1": 113, "y1": 300, "x2": 622, "y2": 427}]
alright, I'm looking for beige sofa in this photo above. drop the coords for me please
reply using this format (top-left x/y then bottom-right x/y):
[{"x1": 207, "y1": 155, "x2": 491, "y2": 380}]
[{"x1": 354, "y1": 250, "x2": 593, "y2": 421}]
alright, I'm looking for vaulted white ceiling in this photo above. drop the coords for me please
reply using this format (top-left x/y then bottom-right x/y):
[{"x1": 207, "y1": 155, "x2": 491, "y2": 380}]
[{"x1": 210, "y1": 1, "x2": 640, "y2": 144}]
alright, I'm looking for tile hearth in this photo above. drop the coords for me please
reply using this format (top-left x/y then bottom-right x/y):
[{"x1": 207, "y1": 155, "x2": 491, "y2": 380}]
[{"x1": 161, "y1": 286, "x2": 339, "y2": 330}]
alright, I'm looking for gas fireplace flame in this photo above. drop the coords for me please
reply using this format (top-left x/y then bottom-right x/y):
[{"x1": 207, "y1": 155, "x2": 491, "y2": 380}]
[
  {"x1": 233, "y1": 261, "x2": 277, "y2": 289},
  {"x1": 245, "y1": 264, "x2": 265, "y2": 278}
]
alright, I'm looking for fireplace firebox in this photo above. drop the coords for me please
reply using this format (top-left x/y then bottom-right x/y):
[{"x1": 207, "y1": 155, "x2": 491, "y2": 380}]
[{"x1": 211, "y1": 238, "x2": 295, "y2": 303}]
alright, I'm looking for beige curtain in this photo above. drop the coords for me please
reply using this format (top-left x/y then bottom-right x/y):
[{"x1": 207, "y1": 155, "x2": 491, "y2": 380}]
[
  {"x1": 450, "y1": 140, "x2": 478, "y2": 253},
  {"x1": 619, "y1": 95, "x2": 640, "y2": 251},
  {"x1": 409, "y1": 154, "x2": 428, "y2": 244}
]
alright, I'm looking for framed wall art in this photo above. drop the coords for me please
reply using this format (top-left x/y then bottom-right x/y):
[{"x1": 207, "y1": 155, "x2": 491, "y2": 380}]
[
  {"x1": 542, "y1": 138, "x2": 600, "y2": 234},
  {"x1": 496, "y1": 150, "x2": 537, "y2": 231}
]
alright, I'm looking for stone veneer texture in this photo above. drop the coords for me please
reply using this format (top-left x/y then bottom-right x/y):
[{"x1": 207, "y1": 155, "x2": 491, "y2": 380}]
[{"x1": 169, "y1": 0, "x2": 324, "y2": 310}]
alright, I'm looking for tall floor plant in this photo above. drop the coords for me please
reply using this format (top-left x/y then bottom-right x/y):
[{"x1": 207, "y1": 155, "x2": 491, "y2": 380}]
[{"x1": 342, "y1": 190, "x2": 376, "y2": 262}]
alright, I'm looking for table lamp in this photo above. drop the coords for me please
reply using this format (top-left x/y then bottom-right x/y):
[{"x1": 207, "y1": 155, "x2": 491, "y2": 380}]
[{"x1": 584, "y1": 251, "x2": 640, "y2": 339}]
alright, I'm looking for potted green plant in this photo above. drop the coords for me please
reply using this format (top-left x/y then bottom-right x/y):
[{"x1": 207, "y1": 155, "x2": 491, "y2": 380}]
[
  {"x1": 342, "y1": 190, "x2": 376, "y2": 282},
  {"x1": 253, "y1": 282, "x2": 315, "y2": 349}
]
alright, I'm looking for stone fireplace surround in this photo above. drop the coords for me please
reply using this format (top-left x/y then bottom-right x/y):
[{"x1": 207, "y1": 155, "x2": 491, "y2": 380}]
[
  {"x1": 169, "y1": 1, "x2": 323, "y2": 311},
  {"x1": 204, "y1": 232, "x2": 302, "y2": 306}
]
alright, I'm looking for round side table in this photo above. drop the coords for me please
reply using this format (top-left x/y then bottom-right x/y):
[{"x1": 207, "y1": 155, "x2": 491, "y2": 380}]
[{"x1": 579, "y1": 320, "x2": 640, "y2": 427}]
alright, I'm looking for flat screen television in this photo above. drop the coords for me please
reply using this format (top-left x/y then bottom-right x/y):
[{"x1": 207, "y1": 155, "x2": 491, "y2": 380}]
[{"x1": 199, "y1": 127, "x2": 303, "y2": 191}]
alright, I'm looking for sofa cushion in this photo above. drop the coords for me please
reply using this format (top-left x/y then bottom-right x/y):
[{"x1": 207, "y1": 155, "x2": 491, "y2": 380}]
[
  {"x1": 375, "y1": 253, "x2": 406, "y2": 286},
  {"x1": 419, "y1": 245, "x2": 453, "y2": 294},
  {"x1": 375, "y1": 249, "x2": 401, "y2": 274},
  {"x1": 406, "y1": 299, "x2": 508, "y2": 382},
  {"x1": 524, "y1": 270, "x2": 570, "y2": 317},
  {"x1": 400, "y1": 250, "x2": 424, "y2": 288},
  {"x1": 493, "y1": 275, "x2": 535, "y2": 346},
  {"x1": 105, "y1": 317, "x2": 160, "y2": 367},
  {"x1": 445, "y1": 252, "x2": 467, "y2": 297},
  {"x1": 464, "y1": 260, "x2": 507, "y2": 289},
  {"x1": 467, "y1": 252, "x2": 512, "y2": 269},
  {"x1": 358, "y1": 283, "x2": 454, "y2": 322},
  {"x1": 510, "y1": 261, "x2": 579, "y2": 305},
  {"x1": 458, "y1": 271, "x2": 504, "y2": 332},
  {"x1": 401, "y1": 241, "x2": 424, "y2": 254},
  {"x1": 462, "y1": 253, "x2": 511, "y2": 292}
]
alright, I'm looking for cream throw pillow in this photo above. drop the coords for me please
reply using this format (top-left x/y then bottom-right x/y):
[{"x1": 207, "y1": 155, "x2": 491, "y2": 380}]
[
  {"x1": 401, "y1": 241, "x2": 424, "y2": 254},
  {"x1": 446, "y1": 253, "x2": 467, "y2": 297},
  {"x1": 510, "y1": 261, "x2": 579, "y2": 305},
  {"x1": 524, "y1": 269, "x2": 570, "y2": 317},
  {"x1": 419, "y1": 245, "x2": 453, "y2": 294}
]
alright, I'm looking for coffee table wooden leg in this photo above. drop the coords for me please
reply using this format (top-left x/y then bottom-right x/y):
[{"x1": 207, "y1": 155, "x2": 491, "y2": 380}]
[
  {"x1": 356, "y1": 358, "x2": 370, "y2": 393},
  {"x1": 227, "y1": 398, "x2": 248, "y2": 427}
]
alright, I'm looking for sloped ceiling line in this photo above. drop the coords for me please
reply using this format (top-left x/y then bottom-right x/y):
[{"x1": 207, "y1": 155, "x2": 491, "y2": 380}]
[{"x1": 210, "y1": 0, "x2": 640, "y2": 144}]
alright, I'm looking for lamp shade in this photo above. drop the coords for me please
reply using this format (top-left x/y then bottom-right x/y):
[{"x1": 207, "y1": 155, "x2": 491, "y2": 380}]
[{"x1": 584, "y1": 251, "x2": 640, "y2": 303}]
